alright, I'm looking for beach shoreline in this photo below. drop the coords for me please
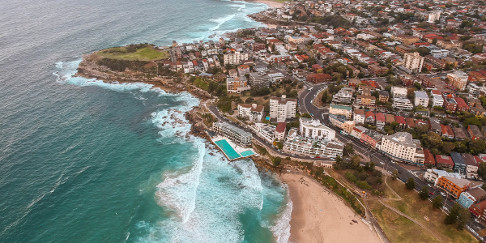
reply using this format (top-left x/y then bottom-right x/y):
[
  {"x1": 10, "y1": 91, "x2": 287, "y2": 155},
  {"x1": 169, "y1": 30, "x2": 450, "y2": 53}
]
[
  {"x1": 245, "y1": 0, "x2": 285, "y2": 9},
  {"x1": 280, "y1": 172, "x2": 382, "y2": 243}
]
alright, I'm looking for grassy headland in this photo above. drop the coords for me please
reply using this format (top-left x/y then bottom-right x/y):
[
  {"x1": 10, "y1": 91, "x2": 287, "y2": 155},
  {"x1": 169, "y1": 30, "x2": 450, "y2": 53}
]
[{"x1": 97, "y1": 44, "x2": 168, "y2": 61}]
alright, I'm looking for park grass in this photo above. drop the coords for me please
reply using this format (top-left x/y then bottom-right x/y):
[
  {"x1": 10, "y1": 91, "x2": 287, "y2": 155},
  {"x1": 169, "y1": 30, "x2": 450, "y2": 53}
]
[
  {"x1": 97, "y1": 45, "x2": 168, "y2": 61},
  {"x1": 368, "y1": 178, "x2": 477, "y2": 243},
  {"x1": 368, "y1": 200, "x2": 439, "y2": 243}
]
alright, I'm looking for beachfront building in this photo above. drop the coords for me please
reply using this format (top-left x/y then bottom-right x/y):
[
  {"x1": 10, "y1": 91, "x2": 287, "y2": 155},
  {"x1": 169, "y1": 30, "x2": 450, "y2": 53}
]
[
  {"x1": 379, "y1": 132, "x2": 422, "y2": 164},
  {"x1": 299, "y1": 118, "x2": 335, "y2": 140},
  {"x1": 213, "y1": 122, "x2": 252, "y2": 146},
  {"x1": 437, "y1": 176, "x2": 470, "y2": 199},
  {"x1": 329, "y1": 104, "x2": 352, "y2": 119},
  {"x1": 283, "y1": 129, "x2": 344, "y2": 159},
  {"x1": 253, "y1": 123, "x2": 275, "y2": 143},
  {"x1": 237, "y1": 103, "x2": 264, "y2": 122},
  {"x1": 269, "y1": 95, "x2": 297, "y2": 122}
]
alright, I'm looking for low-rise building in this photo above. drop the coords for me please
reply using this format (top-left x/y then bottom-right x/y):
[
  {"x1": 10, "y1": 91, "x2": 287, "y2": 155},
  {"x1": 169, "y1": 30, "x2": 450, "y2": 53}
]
[
  {"x1": 213, "y1": 122, "x2": 252, "y2": 146},
  {"x1": 451, "y1": 152, "x2": 466, "y2": 176},
  {"x1": 436, "y1": 155, "x2": 454, "y2": 170},
  {"x1": 424, "y1": 169, "x2": 462, "y2": 186},
  {"x1": 283, "y1": 129, "x2": 344, "y2": 159},
  {"x1": 379, "y1": 91, "x2": 389, "y2": 102},
  {"x1": 332, "y1": 87, "x2": 354, "y2": 104},
  {"x1": 468, "y1": 125, "x2": 483, "y2": 141},
  {"x1": 470, "y1": 200, "x2": 486, "y2": 221},
  {"x1": 432, "y1": 94, "x2": 444, "y2": 107},
  {"x1": 329, "y1": 114, "x2": 355, "y2": 134},
  {"x1": 391, "y1": 86, "x2": 408, "y2": 98},
  {"x1": 275, "y1": 122, "x2": 286, "y2": 141},
  {"x1": 253, "y1": 123, "x2": 275, "y2": 143},
  {"x1": 237, "y1": 103, "x2": 264, "y2": 122},
  {"x1": 227, "y1": 76, "x2": 250, "y2": 93},
  {"x1": 379, "y1": 132, "x2": 421, "y2": 163},
  {"x1": 457, "y1": 187, "x2": 486, "y2": 209},
  {"x1": 392, "y1": 98, "x2": 413, "y2": 110},
  {"x1": 463, "y1": 153, "x2": 479, "y2": 179},
  {"x1": 329, "y1": 104, "x2": 353, "y2": 119},
  {"x1": 437, "y1": 176, "x2": 470, "y2": 199},
  {"x1": 299, "y1": 118, "x2": 335, "y2": 140},
  {"x1": 448, "y1": 70, "x2": 468, "y2": 91},
  {"x1": 414, "y1": 91, "x2": 429, "y2": 107},
  {"x1": 353, "y1": 109, "x2": 365, "y2": 124}
]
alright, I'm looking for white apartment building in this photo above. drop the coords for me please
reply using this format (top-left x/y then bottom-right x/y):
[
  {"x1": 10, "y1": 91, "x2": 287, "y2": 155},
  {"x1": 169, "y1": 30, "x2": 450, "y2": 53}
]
[
  {"x1": 392, "y1": 98, "x2": 413, "y2": 110},
  {"x1": 431, "y1": 49, "x2": 449, "y2": 59},
  {"x1": 353, "y1": 109, "x2": 365, "y2": 124},
  {"x1": 432, "y1": 94, "x2": 444, "y2": 107},
  {"x1": 380, "y1": 132, "x2": 421, "y2": 163},
  {"x1": 299, "y1": 118, "x2": 335, "y2": 140},
  {"x1": 253, "y1": 123, "x2": 275, "y2": 143},
  {"x1": 223, "y1": 51, "x2": 249, "y2": 65},
  {"x1": 238, "y1": 103, "x2": 264, "y2": 122},
  {"x1": 332, "y1": 87, "x2": 354, "y2": 104},
  {"x1": 414, "y1": 91, "x2": 429, "y2": 107},
  {"x1": 269, "y1": 95, "x2": 297, "y2": 122},
  {"x1": 403, "y1": 52, "x2": 424, "y2": 73},
  {"x1": 391, "y1": 86, "x2": 408, "y2": 98},
  {"x1": 213, "y1": 122, "x2": 252, "y2": 146},
  {"x1": 448, "y1": 70, "x2": 468, "y2": 91},
  {"x1": 427, "y1": 10, "x2": 441, "y2": 23},
  {"x1": 283, "y1": 129, "x2": 344, "y2": 159}
]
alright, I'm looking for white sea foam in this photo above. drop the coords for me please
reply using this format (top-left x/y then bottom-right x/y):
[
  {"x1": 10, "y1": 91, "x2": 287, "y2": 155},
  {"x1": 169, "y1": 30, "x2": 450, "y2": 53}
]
[
  {"x1": 155, "y1": 139, "x2": 205, "y2": 223},
  {"x1": 271, "y1": 188, "x2": 293, "y2": 243}
]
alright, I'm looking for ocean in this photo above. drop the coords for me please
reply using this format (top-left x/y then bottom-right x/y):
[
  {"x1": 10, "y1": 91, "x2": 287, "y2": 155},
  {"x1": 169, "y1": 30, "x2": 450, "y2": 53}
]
[{"x1": 0, "y1": 0, "x2": 291, "y2": 242}]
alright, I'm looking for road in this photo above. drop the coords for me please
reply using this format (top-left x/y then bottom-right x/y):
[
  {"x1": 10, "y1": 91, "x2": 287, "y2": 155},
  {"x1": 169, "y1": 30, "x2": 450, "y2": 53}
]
[{"x1": 298, "y1": 84, "x2": 486, "y2": 239}]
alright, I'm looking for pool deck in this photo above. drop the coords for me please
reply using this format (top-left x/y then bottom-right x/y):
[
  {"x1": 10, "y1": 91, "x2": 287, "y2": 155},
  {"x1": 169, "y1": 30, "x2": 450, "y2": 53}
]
[{"x1": 210, "y1": 135, "x2": 256, "y2": 161}]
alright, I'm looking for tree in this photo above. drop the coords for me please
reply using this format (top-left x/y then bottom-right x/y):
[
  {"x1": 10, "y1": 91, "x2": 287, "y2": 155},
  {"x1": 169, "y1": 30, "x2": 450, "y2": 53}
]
[
  {"x1": 432, "y1": 195, "x2": 444, "y2": 209},
  {"x1": 343, "y1": 143, "x2": 354, "y2": 157},
  {"x1": 391, "y1": 170, "x2": 398, "y2": 181},
  {"x1": 419, "y1": 187, "x2": 429, "y2": 200},
  {"x1": 478, "y1": 163, "x2": 486, "y2": 180},
  {"x1": 272, "y1": 157, "x2": 282, "y2": 167},
  {"x1": 445, "y1": 203, "x2": 471, "y2": 230},
  {"x1": 405, "y1": 178, "x2": 415, "y2": 190}
]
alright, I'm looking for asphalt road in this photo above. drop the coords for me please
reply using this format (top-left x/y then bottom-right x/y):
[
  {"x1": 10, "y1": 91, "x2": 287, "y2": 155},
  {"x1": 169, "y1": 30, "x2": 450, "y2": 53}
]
[{"x1": 298, "y1": 84, "x2": 486, "y2": 238}]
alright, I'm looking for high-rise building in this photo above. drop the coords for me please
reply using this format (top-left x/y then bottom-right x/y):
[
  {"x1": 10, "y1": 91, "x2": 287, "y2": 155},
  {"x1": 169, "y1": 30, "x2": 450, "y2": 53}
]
[
  {"x1": 269, "y1": 95, "x2": 297, "y2": 122},
  {"x1": 403, "y1": 52, "x2": 424, "y2": 73}
]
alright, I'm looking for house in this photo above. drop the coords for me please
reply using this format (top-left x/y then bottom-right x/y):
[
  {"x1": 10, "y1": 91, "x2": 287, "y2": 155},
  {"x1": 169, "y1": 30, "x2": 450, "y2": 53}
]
[
  {"x1": 375, "y1": 113, "x2": 385, "y2": 130},
  {"x1": 457, "y1": 188, "x2": 486, "y2": 209},
  {"x1": 406, "y1": 118, "x2": 416, "y2": 129},
  {"x1": 452, "y1": 127, "x2": 468, "y2": 140},
  {"x1": 436, "y1": 155, "x2": 454, "y2": 170},
  {"x1": 470, "y1": 200, "x2": 486, "y2": 221},
  {"x1": 353, "y1": 109, "x2": 365, "y2": 124},
  {"x1": 275, "y1": 122, "x2": 286, "y2": 141},
  {"x1": 451, "y1": 152, "x2": 466, "y2": 176},
  {"x1": 394, "y1": 116, "x2": 406, "y2": 129},
  {"x1": 468, "y1": 125, "x2": 483, "y2": 141},
  {"x1": 455, "y1": 97, "x2": 469, "y2": 112},
  {"x1": 437, "y1": 176, "x2": 470, "y2": 198},
  {"x1": 385, "y1": 114, "x2": 395, "y2": 124},
  {"x1": 306, "y1": 73, "x2": 332, "y2": 83},
  {"x1": 463, "y1": 153, "x2": 479, "y2": 179},
  {"x1": 379, "y1": 91, "x2": 389, "y2": 102},
  {"x1": 429, "y1": 118, "x2": 441, "y2": 134},
  {"x1": 440, "y1": 125, "x2": 454, "y2": 139},
  {"x1": 424, "y1": 149, "x2": 436, "y2": 167},
  {"x1": 365, "y1": 111, "x2": 375, "y2": 124}
]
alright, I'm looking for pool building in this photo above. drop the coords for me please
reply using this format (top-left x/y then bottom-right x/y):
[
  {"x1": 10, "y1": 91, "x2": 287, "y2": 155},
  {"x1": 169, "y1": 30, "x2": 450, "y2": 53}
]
[
  {"x1": 211, "y1": 121, "x2": 255, "y2": 161},
  {"x1": 213, "y1": 122, "x2": 252, "y2": 146}
]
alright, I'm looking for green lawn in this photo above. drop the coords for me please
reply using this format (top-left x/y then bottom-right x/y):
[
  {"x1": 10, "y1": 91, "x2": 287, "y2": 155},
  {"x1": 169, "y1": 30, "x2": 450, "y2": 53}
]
[
  {"x1": 97, "y1": 45, "x2": 168, "y2": 61},
  {"x1": 368, "y1": 178, "x2": 477, "y2": 243}
]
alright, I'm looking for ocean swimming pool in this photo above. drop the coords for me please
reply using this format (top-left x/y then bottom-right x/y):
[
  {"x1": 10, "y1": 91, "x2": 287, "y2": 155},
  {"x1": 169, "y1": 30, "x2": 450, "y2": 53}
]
[{"x1": 215, "y1": 139, "x2": 241, "y2": 160}]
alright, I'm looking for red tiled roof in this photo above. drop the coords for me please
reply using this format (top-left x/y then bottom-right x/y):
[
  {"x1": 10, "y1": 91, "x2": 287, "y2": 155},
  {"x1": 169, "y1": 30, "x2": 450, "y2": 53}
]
[
  {"x1": 435, "y1": 155, "x2": 454, "y2": 166},
  {"x1": 395, "y1": 116, "x2": 406, "y2": 124},
  {"x1": 276, "y1": 122, "x2": 286, "y2": 133}
]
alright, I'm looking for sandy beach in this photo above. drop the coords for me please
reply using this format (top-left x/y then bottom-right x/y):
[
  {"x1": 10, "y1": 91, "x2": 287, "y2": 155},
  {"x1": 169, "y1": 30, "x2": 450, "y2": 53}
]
[
  {"x1": 247, "y1": 0, "x2": 285, "y2": 8},
  {"x1": 281, "y1": 173, "x2": 382, "y2": 243}
]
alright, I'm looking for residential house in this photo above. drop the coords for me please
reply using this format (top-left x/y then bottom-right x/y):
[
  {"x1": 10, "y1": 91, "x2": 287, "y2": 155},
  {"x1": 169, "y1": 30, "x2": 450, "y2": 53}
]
[
  {"x1": 463, "y1": 153, "x2": 479, "y2": 179},
  {"x1": 468, "y1": 125, "x2": 483, "y2": 141},
  {"x1": 365, "y1": 111, "x2": 375, "y2": 124},
  {"x1": 451, "y1": 152, "x2": 466, "y2": 176},
  {"x1": 436, "y1": 155, "x2": 454, "y2": 170},
  {"x1": 376, "y1": 113, "x2": 385, "y2": 130},
  {"x1": 414, "y1": 91, "x2": 429, "y2": 107}
]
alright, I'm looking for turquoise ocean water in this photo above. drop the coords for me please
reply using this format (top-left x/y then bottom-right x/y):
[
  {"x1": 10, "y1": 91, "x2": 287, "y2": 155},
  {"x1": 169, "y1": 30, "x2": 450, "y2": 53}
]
[{"x1": 0, "y1": 0, "x2": 292, "y2": 242}]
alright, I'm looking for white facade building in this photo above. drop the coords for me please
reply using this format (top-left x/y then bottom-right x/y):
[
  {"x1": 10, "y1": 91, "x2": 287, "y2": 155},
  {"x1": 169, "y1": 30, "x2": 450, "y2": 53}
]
[
  {"x1": 223, "y1": 51, "x2": 249, "y2": 65},
  {"x1": 414, "y1": 91, "x2": 429, "y2": 107},
  {"x1": 269, "y1": 95, "x2": 297, "y2": 122},
  {"x1": 403, "y1": 52, "x2": 424, "y2": 73},
  {"x1": 237, "y1": 103, "x2": 264, "y2": 122},
  {"x1": 299, "y1": 118, "x2": 335, "y2": 140},
  {"x1": 392, "y1": 98, "x2": 413, "y2": 110},
  {"x1": 391, "y1": 86, "x2": 408, "y2": 98},
  {"x1": 432, "y1": 94, "x2": 444, "y2": 107},
  {"x1": 380, "y1": 132, "x2": 421, "y2": 163}
]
